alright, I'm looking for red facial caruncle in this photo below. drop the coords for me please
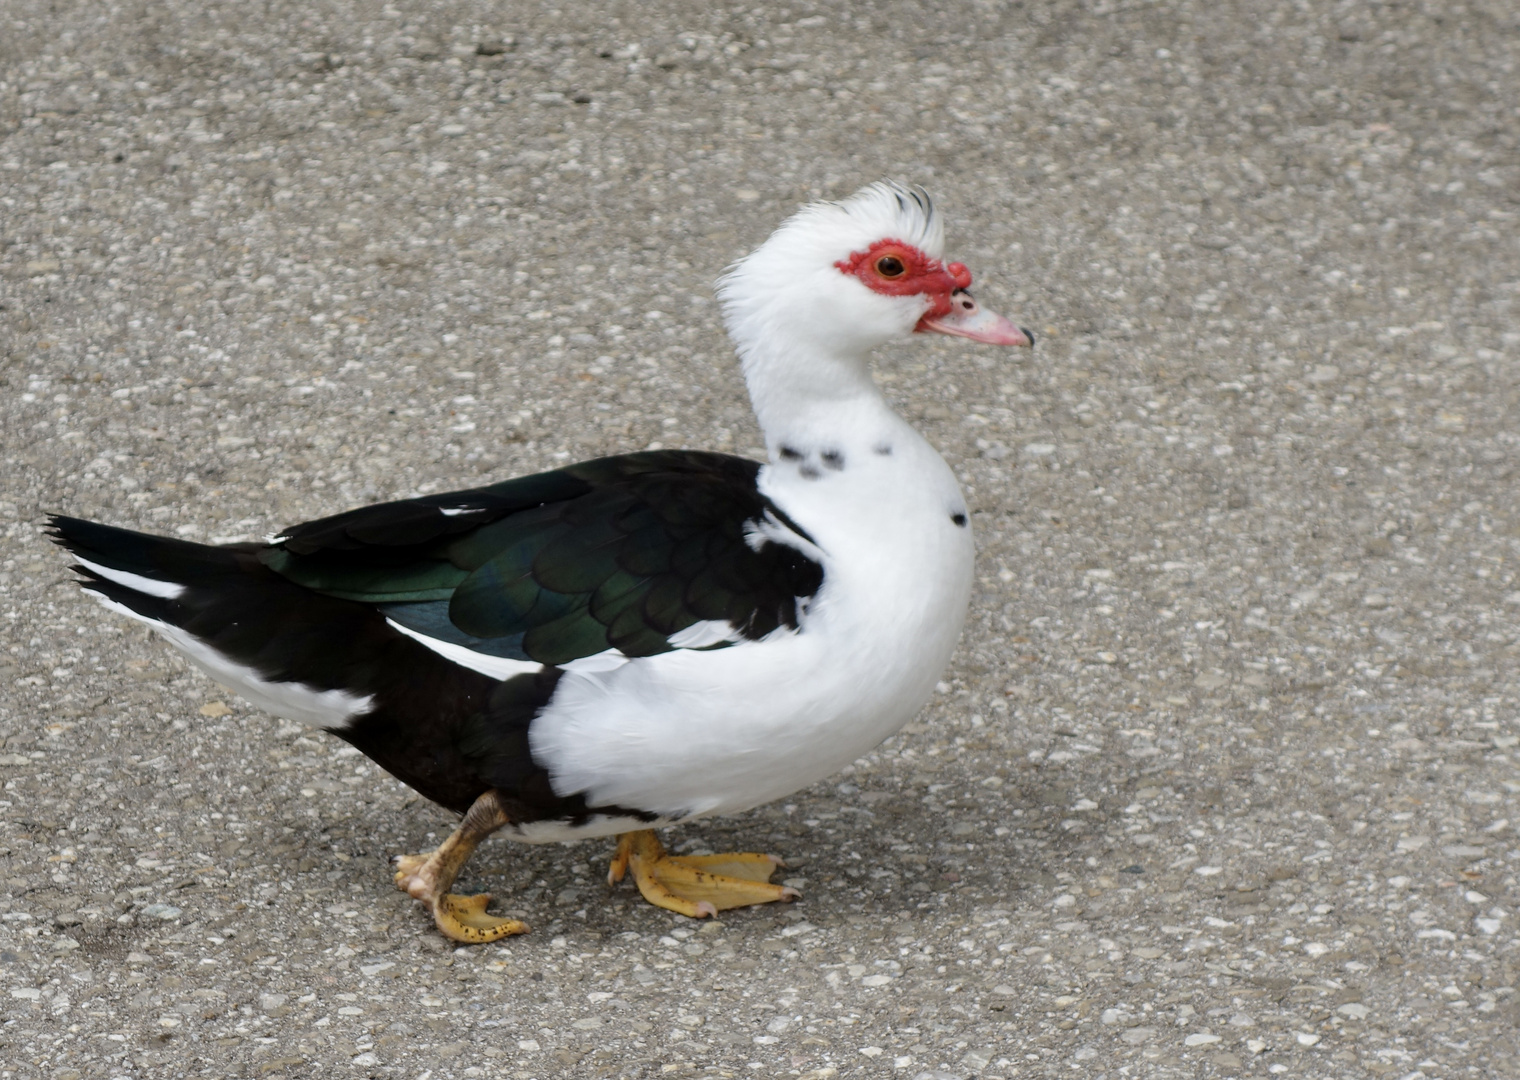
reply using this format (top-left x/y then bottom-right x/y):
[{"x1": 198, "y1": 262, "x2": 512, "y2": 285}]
[
  {"x1": 834, "y1": 239, "x2": 972, "y2": 322},
  {"x1": 835, "y1": 238, "x2": 1034, "y2": 348}
]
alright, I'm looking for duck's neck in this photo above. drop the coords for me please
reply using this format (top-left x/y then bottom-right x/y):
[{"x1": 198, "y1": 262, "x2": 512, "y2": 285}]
[{"x1": 738, "y1": 339, "x2": 898, "y2": 460}]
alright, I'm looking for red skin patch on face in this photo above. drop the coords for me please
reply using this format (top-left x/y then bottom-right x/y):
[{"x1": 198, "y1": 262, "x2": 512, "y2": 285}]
[{"x1": 835, "y1": 239, "x2": 974, "y2": 325}]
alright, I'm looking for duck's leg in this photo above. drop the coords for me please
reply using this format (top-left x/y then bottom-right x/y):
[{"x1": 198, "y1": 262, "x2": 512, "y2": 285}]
[
  {"x1": 607, "y1": 830, "x2": 800, "y2": 918},
  {"x1": 391, "y1": 789, "x2": 528, "y2": 944}
]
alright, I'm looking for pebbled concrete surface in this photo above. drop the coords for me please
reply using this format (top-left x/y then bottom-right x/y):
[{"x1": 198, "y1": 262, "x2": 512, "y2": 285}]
[{"x1": 2, "y1": 2, "x2": 1518, "y2": 1078}]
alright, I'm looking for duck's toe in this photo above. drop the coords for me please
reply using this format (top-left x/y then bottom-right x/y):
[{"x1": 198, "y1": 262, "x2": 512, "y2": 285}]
[
  {"x1": 431, "y1": 893, "x2": 529, "y2": 944},
  {"x1": 668, "y1": 851, "x2": 787, "y2": 883},
  {"x1": 391, "y1": 852, "x2": 431, "y2": 895}
]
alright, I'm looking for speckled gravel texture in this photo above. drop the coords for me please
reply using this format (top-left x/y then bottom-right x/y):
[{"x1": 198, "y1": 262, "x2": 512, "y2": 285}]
[{"x1": 2, "y1": 1, "x2": 1518, "y2": 1078}]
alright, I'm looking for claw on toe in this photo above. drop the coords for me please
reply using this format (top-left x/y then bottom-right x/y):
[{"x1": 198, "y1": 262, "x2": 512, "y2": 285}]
[
  {"x1": 611, "y1": 830, "x2": 799, "y2": 918},
  {"x1": 607, "y1": 843, "x2": 631, "y2": 887}
]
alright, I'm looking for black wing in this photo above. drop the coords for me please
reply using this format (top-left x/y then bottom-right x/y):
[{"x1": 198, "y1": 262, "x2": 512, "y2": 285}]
[{"x1": 260, "y1": 451, "x2": 825, "y2": 666}]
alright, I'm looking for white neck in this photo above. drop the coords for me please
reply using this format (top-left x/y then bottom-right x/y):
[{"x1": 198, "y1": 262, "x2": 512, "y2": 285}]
[{"x1": 737, "y1": 336, "x2": 898, "y2": 459}]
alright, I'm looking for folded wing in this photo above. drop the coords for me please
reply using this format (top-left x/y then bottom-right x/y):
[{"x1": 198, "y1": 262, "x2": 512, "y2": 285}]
[{"x1": 261, "y1": 450, "x2": 826, "y2": 669}]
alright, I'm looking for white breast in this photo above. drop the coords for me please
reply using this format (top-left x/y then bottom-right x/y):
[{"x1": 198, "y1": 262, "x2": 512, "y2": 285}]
[{"x1": 527, "y1": 414, "x2": 974, "y2": 829}]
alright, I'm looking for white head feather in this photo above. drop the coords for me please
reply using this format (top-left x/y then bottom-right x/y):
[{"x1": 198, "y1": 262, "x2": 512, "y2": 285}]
[
  {"x1": 761, "y1": 180, "x2": 946, "y2": 263},
  {"x1": 718, "y1": 181, "x2": 948, "y2": 369}
]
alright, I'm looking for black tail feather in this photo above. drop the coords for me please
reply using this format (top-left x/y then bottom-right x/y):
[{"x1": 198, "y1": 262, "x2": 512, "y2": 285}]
[{"x1": 47, "y1": 514, "x2": 247, "y2": 588}]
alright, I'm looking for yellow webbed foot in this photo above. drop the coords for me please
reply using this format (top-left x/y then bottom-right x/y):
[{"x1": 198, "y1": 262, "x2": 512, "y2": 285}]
[
  {"x1": 609, "y1": 830, "x2": 800, "y2": 918},
  {"x1": 389, "y1": 790, "x2": 525, "y2": 944},
  {"x1": 394, "y1": 853, "x2": 530, "y2": 944}
]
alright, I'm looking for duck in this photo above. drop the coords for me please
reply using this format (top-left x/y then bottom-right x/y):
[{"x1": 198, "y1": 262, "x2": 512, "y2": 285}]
[{"x1": 49, "y1": 181, "x2": 1033, "y2": 944}]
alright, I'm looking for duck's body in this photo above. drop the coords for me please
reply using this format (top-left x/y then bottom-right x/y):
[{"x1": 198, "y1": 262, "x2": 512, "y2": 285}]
[{"x1": 51, "y1": 182, "x2": 1031, "y2": 941}]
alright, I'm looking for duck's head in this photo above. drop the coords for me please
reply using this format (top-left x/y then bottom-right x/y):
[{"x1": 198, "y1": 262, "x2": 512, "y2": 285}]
[{"x1": 719, "y1": 181, "x2": 1033, "y2": 366}]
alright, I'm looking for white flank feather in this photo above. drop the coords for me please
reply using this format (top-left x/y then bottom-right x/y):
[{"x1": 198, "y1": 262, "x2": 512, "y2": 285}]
[{"x1": 74, "y1": 557, "x2": 186, "y2": 599}]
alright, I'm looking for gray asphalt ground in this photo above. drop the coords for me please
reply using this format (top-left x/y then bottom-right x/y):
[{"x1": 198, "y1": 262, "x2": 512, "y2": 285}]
[{"x1": 2, "y1": 1, "x2": 1518, "y2": 1078}]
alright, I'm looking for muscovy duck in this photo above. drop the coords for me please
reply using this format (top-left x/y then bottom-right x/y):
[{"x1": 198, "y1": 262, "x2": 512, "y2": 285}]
[{"x1": 49, "y1": 181, "x2": 1032, "y2": 943}]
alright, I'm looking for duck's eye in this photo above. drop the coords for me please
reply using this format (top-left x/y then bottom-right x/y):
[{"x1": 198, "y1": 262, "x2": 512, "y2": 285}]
[{"x1": 874, "y1": 255, "x2": 906, "y2": 278}]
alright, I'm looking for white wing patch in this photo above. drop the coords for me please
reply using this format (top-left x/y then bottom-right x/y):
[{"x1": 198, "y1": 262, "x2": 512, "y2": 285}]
[
  {"x1": 439, "y1": 507, "x2": 487, "y2": 518},
  {"x1": 561, "y1": 648, "x2": 632, "y2": 674},
  {"x1": 84, "y1": 591, "x2": 373, "y2": 727},
  {"x1": 74, "y1": 557, "x2": 186, "y2": 599},
  {"x1": 385, "y1": 619, "x2": 543, "y2": 681},
  {"x1": 387, "y1": 618, "x2": 722, "y2": 678},
  {"x1": 666, "y1": 619, "x2": 742, "y2": 650},
  {"x1": 743, "y1": 510, "x2": 826, "y2": 564}
]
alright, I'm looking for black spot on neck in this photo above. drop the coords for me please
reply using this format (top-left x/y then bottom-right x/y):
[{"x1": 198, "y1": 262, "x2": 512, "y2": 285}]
[
  {"x1": 873, "y1": 442, "x2": 893, "y2": 456},
  {"x1": 779, "y1": 445, "x2": 803, "y2": 461},
  {"x1": 951, "y1": 512, "x2": 968, "y2": 527},
  {"x1": 821, "y1": 449, "x2": 845, "y2": 470}
]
